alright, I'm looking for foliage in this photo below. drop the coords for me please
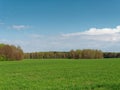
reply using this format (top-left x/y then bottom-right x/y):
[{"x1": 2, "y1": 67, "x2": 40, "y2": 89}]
[
  {"x1": 24, "y1": 49, "x2": 103, "y2": 59},
  {"x1": 0, "y1": 59, "x2": 120, "y2": 90},
  {"x1": 104, "y1": 52, "x2": 120, "y2": 58},
  {"x1": 0, "y1": 55, "x2": 7, "y2": 61},
  {"x1": 0, "y1": 44, "x2": 24, "y2": 61}
]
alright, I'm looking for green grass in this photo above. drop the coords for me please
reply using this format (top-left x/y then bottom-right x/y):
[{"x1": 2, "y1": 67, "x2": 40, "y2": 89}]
[{"x1": 0, "y1": 58, "x2": 120, "y2": 90}]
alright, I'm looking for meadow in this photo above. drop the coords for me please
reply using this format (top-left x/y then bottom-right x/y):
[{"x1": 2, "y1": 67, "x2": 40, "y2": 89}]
[{"x1": 0, "y1": 59, "x2": 120, "y2": 90}]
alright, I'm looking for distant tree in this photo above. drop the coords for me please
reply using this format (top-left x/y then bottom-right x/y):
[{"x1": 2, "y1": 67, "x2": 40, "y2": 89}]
[
  {"x1": 24, "y1": 49, "x2": 104, "y2": 59},
  {"x1": 81, "y1": 49, "x2": 103, "y2": 59},
  {"x1": 103, "y1": 52, "x2": 120, "y2": 58},
  {"x1": 75, "y1": 49, "x2": 82, "y2": 59},
  {"x1": 69, "y1": 50, "x2": 76, "y2": 59},
  {"x1": 0, "y1": 44, "x2": 24, "y2": 61}
]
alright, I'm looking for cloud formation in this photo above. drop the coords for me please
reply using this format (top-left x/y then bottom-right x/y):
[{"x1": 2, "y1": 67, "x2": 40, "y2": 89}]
[
  {"x1": 11, "y1": 25, "x2": 30, "y2": 30},
  {"x1": 62, "y1": 25, "x2": 120, "y2": 42},
  {"x1": 1, "y1": 25, "x2": 120, "y2": 52},
  {"x1": 29, "y1": 34, "x2": 44, "y2": 38},
  {"x1": 62, "y1": 25, "x2": 120, "y2": 36},
  {"x1": 19, "y1": 25, "x2": 120, "y2": 52}
]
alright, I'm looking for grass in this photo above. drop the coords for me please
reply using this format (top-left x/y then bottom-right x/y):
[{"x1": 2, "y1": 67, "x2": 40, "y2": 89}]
[{"x1": 0, "y1": 58, "x2": 120, "y2": 90}]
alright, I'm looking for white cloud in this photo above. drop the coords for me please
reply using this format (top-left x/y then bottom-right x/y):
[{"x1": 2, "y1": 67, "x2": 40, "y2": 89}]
[
  {"x1": 62, "y1": 26, "x2": 120, "y2": 36},
  {"x1": 29, "y1": 34, "x2": 44, "y2": 38},
  {"x1": 1, "y1": 25, "x2": 120, "y2": 52},
  {"x1": 11, "y1": 25, "x2": 30, "y2": 30},
  {"x1": 62, "y1": 25, "x2": 120, "y2": 42}
]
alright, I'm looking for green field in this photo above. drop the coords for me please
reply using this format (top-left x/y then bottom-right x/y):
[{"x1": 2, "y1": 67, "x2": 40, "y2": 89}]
[{"x1": 0, "y1": 59, "x2": 120, "y2": 90}]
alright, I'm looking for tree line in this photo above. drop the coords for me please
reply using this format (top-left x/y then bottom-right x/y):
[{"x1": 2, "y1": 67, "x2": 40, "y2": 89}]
[
  {"x1": 0, "y1": 44, "x2": 24, "y2": 61},
  {"x1": 24, "y1": 49, "x2": 104, "y2": 59},
  {"x1": 0, "y1": 43, "x2": 120, "y2": 61},
  {"x1": 104, "y1": 52, "x2": 120, "y2": 58},
  {"x1": 24, "y1": 50, "x2": 120, "y2": 59}
]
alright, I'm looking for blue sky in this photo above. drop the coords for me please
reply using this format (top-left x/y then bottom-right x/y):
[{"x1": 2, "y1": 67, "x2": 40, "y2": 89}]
[{"x1": 0, "y1": 0, "x2": 120, "y2": 52}]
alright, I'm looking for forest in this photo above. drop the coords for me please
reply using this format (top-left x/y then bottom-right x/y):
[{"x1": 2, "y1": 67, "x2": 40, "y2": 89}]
[
  {"x1": 0, "y1": 43, "x2": 120, "y2": 61},
  {"x1": 24, "y1": 50, "x2": 120, "y2": 59},
  {"x1": 24, "y1": 49, "x2": 103, "y2": 59}
]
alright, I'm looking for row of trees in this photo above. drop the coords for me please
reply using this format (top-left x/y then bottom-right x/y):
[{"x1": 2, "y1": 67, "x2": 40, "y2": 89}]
[
  {"x1": 104, "y1": 52, "x2": 120, "y2": 58},
  {"x1": 24, "y1": 49, "x2": 103, "y2": 59},
  {"x1": 1, "y1": 43, "x2": 119, "y2": 61},
  {"x1": 0, "y1": 44, "x2": 24, "y2": 61}
]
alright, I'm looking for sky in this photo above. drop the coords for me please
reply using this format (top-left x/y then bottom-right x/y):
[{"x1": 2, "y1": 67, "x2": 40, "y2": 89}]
[{"x1": 0, "y1": 0, "x2": 120, "y2": 52}]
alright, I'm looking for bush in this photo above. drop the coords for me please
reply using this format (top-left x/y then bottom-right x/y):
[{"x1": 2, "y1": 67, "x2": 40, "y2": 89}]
[{"x1": 0, "y1": 55, "x2": 7, "y2": 61}]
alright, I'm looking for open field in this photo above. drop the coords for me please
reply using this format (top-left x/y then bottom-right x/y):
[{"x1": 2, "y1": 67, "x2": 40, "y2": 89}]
[{"x1": 0, "y1": 59, "x2": 120, "y2": 90}]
